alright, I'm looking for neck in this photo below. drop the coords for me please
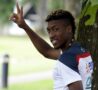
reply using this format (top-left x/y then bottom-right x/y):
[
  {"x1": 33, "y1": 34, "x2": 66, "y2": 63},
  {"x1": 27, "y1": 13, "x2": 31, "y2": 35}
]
[{"x1": 62, "y1": 38, "x2": 74, "y2": 52}]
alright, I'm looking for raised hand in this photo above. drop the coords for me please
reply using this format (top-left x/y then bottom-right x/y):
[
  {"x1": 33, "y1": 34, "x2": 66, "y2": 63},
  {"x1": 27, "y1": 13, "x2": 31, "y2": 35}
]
[{"x1": 9, "y1": 2, "x2": 26, "y2": 28}]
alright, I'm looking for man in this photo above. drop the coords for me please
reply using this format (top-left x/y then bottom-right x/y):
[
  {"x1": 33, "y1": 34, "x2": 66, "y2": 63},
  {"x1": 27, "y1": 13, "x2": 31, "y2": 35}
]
[{"x1": 9, "y1": 2, "x2": 93, "y2": 90}]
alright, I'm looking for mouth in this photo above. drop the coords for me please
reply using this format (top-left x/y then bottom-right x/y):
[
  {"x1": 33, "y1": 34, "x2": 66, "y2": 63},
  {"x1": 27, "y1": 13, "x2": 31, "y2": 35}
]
[{"x1": 51, "y1": 39, "x2": 58, "y2": 45}]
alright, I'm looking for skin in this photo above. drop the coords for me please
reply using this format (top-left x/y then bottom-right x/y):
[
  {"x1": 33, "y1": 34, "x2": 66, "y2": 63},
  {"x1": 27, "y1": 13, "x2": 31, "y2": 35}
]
[
  {"x1": 47, "y1": 19, "x2": 73, "y2": 51},
  {"x1": 9, "y1": 2, "x2": 83, "y2": 90}
]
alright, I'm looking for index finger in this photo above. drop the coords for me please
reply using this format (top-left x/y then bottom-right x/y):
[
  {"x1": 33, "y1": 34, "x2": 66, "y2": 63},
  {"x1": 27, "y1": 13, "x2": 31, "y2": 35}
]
[{"x1": 16, "y1": 2, "x2": 20, "y2": 13}]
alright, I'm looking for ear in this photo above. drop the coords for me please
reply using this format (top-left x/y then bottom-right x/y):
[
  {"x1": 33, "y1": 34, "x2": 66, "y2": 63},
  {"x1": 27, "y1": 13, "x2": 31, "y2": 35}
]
[{"x1": 66, "y1": 25, "x2": 72, "y2": 33}]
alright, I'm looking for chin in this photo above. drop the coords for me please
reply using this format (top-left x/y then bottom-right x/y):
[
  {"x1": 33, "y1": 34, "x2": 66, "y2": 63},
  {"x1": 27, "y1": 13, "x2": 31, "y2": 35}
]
[{"x1": 54, "y1": 45, "x2": 60, "y2": 49}]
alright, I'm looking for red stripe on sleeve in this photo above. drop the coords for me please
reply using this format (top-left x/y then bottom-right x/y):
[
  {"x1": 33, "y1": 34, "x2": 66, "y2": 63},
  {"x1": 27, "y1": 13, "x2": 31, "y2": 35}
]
[{"x1": 76, "y1": 52, "x2": 90, "y2": 63}]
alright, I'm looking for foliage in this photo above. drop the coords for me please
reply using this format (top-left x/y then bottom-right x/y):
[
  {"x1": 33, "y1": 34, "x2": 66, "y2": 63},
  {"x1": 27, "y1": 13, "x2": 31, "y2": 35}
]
[
  {"x1": 0, "y1": 0, "x2": 14, "y2": 25},
  {"x1": 79, "y1": 0, "x2": 98, "y2": 25},
  {"x1": 91, "y1": 0, "x2": 98, "y2": 6},
  {"x1": 0, "y1": 0, "x2": 39, "y2": 25},
  {"x1": 48, "y1": 0, "x2": 64, "y2": 10}
]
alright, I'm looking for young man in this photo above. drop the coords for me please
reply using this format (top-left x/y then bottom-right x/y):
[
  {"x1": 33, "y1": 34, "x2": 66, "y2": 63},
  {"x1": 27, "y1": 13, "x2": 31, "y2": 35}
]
[{"x1": 10, "y1": 3, "x2": 93, "y2": 90}]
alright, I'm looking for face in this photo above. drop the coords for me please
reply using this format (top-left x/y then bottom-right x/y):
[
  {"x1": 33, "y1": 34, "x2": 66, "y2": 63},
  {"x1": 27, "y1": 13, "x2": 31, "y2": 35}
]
[{"x1": 47, "y1": 19, "x2": 72, "y2": 50}]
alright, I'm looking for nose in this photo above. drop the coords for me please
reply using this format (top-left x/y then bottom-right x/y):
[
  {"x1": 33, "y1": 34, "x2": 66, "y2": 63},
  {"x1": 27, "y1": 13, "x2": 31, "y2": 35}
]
[{"x1": 49, "y1": 31, "x2": 55, "y2": 39}]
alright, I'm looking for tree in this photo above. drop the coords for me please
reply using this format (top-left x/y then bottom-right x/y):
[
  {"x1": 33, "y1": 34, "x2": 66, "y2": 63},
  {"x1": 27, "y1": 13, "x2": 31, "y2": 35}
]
[
  {"x1": 0, "y1": 0, "x2": 14, "y2": 25},
  {"x1": 48, "y1": 0, "x2": 64, "y2": 10},
  {"x1": 77, "y1": 0, "x2": 98, "y2": 90},
  {"x1": 63, "y1": 0, "x2": 81, "y2": 18}
]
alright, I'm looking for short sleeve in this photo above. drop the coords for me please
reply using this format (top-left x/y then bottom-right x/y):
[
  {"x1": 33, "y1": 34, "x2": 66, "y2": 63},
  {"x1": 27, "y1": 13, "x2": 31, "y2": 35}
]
[{"x1": 60, "y1": 61, "x2": 82, "y2": 86}]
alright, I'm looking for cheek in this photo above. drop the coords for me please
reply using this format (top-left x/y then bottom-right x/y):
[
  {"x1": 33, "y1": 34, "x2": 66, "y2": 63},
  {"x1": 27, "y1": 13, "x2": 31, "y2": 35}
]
[
  {"x1": 59, "y1": 32, "x2": 69, "y2": 42},
  {"x1": 57, "y1": 32, "x2": 66, "y2": 42}
]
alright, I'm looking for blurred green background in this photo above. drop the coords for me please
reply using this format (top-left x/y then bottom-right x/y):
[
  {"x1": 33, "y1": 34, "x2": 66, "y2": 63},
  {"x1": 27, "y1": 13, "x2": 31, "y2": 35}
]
[{"x1": 0, "y1": 35, "x2": 55, "y2": 90}]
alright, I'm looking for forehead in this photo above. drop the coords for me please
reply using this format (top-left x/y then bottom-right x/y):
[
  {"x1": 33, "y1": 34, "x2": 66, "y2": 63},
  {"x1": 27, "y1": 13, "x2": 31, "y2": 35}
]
[{"x1": 47, "y1": 19, "x2": 66, "y2": 28}]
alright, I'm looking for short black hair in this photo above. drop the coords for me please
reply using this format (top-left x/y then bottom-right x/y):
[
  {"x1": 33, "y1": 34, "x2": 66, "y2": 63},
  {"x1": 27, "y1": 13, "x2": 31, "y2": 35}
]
[{"x1": 45, "y1": 9, "x2": 76, "y2": 35}]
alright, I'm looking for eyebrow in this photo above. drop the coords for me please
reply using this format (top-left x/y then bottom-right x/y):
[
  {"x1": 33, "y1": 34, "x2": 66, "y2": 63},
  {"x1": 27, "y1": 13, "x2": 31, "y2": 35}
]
[{"x1": 47, "y1": 25, "x2": 57, "y2": 30}]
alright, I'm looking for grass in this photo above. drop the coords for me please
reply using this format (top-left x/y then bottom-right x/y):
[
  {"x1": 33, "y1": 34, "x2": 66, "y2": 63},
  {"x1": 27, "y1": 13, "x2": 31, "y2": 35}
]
[
  {"x1": 0, "y1": 79, "x2": 53, "y2": 90},
  {"x1": 0, "y1": 35, "x2": 54, "y2": 90},
  {"x1": 0, "y1": 35, "x2": 43, "y2": 58},
  {"x1": 0, "y1": 35, "x2": 55, "y2": 76},
  {"x1": 8, "y1": 80, "x2": 53, "y2": 90}
]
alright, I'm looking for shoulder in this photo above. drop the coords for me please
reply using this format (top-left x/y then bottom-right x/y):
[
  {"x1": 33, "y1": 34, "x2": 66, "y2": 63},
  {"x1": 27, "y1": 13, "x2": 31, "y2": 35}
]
[
  {"x1": 59, "y1": 42, "x2": 89, "y2": 59},
  {"x1": 69, "y1": 42, "x2": 88, "y2": 55},
  {"x1": 58, "y1": 42, "x2": 84, "y2": 73}
]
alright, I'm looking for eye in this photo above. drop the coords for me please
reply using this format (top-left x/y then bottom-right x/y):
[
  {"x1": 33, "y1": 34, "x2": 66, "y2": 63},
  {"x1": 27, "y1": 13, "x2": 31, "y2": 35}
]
[
  {"x1": 47, "y1": 28, "x2": 50, "y2": 34},
  {"x1": 53, "y1": 28, "x2": 59, "y2": 32}
]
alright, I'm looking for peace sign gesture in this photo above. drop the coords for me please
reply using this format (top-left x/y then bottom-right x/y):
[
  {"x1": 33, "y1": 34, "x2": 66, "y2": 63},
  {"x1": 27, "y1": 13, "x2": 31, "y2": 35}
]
[{"x1": 9, "y1": 2, "x2": 26, "y2": 28}]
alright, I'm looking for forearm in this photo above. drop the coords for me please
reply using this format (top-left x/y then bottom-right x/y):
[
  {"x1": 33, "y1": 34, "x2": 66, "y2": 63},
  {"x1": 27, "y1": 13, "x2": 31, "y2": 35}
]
[{"x1": 21, "y1": 22, "x2": 59, "y2": 59}]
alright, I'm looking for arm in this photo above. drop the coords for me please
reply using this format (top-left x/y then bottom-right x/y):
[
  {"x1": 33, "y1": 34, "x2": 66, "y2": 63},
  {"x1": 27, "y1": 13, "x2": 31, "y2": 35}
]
[
  {"x1": 21, "y1": 22, "x2": 60, "y2": 59},
  {"x1": 9, "y1": 2, "x2": 60, "y2": 60},
  {"x1": 68, "y1": 81, "x2": 83, "y2": 90}
]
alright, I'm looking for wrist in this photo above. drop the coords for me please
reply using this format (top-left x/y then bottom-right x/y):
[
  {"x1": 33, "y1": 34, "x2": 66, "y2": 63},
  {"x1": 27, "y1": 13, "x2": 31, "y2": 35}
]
[{"x1": 22, "y1": 21, "x2": 30, "y2": 30}]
